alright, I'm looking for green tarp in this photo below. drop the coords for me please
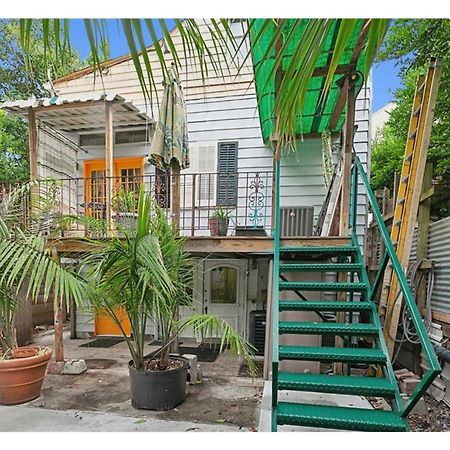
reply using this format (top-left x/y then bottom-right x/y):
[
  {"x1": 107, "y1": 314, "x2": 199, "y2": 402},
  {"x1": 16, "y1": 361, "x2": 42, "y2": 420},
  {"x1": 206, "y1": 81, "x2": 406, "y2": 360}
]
[{"x1": 249, "y1": 19, "x2": 367, "y2": 143}]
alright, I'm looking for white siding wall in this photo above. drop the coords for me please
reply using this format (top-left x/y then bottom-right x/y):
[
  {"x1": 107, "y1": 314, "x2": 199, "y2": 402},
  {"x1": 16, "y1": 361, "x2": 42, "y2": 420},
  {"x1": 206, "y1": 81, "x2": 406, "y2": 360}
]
[{"x1": 354, "y1": 79, "x2": 372, "y2": 251}]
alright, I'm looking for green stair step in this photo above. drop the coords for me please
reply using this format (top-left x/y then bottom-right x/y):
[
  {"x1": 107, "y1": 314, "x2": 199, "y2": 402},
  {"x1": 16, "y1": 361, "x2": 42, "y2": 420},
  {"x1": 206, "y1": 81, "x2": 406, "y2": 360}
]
[
  {"x1": 278, "y1": 372, "x2": 396, "y2": 397},
  {"x1": 279, "y1": 321, "x2": 378, "y2": 336},
  {"x1": 279, "y1": 281, "x2": 366, "y2": 292},
  {"x1": 279, "y1": 263, "x2": 361, "y2": 272},
  {"x1": 280, "y1": 246, "x2": 356, "y2": 255},
  {"x1": 279, "y1": 345, "x2": 386, "y2": 364},
  {"x1": 276, "y1": 402, "x2": 408, "y2": 431},
  {"x1": 279, "y1": 300, "x2": 373, "y2": 312}
]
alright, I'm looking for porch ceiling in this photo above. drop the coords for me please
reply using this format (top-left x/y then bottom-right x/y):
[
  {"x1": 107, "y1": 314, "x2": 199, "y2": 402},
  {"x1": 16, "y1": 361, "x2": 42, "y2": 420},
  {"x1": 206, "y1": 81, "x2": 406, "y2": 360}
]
[{"x1": 0, "y1": 92, "x2": 154, "y2": 134}]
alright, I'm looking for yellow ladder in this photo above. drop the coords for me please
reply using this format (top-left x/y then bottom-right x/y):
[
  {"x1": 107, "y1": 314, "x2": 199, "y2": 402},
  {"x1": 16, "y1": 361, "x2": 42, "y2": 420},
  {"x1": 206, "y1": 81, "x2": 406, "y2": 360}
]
[{"x1": 379, "y1": 58, "x2": 442, "y2": 357}]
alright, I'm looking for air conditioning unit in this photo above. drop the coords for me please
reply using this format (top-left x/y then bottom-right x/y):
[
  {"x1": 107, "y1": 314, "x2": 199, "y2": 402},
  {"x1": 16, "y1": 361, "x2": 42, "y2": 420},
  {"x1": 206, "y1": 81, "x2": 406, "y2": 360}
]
[
  {"x1": 280, "y1": 207, "x2": 314, "y2": 237},
  {"x1": 249, "y1": 310, "x2": 266, "y2": 356}
]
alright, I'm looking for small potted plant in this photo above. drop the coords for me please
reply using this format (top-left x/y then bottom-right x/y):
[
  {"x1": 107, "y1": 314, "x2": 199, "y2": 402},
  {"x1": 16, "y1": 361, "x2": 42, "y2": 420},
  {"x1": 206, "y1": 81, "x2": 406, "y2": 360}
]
[
  {"x1": 81, "y1": 188, "x2": 255, "y2": 410},
  {"x1": 208, "y1": 207, "x2": 231, "y2": 236},
  {"x1": 0, "y1": 183, "x2": 85, "y2": 405},
  {"x1": 112, "y1": 187, "x2": 139, "y2": 231}
]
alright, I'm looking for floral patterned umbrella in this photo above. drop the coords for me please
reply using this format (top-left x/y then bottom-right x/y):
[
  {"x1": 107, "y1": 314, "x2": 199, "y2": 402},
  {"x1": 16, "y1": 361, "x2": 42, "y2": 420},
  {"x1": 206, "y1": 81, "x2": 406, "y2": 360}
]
[{"x1": 148, "y1": 66, "x2": 189, "y2": 170}]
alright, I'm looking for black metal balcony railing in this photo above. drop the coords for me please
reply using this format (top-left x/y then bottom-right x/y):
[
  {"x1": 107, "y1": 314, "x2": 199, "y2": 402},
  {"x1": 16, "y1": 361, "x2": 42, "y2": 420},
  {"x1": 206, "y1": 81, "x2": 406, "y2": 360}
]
[{"x1": 0, "y1": 171, "x2": 273, "y2": 238}]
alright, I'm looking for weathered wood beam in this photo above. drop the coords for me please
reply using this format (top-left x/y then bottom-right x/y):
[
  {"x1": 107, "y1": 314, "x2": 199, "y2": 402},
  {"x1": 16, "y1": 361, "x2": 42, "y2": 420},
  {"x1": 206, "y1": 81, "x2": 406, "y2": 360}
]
[
  {"x1": 171, "y1": 162, "x2": 181, "y2": 232},
  {"x1": 335, "y1": 77, "x2": 357, "y2": 375},
  {"x1": 52, "y1": 248, "x2": 64, "y2": 362},
  {"x1": 431, "y1": 310, "x2": 450, "y2": 325},
  {"x1": 28, "y1": 108, "x2": 38, "y2": 180},
  {"x1": 271, "y1": 22, "x2": 284, "y2": 232},
  {"x1": 280, "y1": 63, "x2": 357, "y2": 80},
  {"x1": 51, "y1": 236, "x2": 351, "y2": 255},
  {"x1": 42, "y1": 110, "x2": 148, "y2": 123},
  {"x1": 56, "y1": 120, "x2": 148, "y2": 132},
  {"x1": 105, "y1": 101, "x2": 114, "y2": 236},
  {"x1": 339, "y1": 80, "x2": 356, "y2": 237},
  {"x1": 34, "y1": 100, "x2": 109, "y2": 114},
  {"x1": 328, "y1": 21, "x2": 370, "y2": 131}
]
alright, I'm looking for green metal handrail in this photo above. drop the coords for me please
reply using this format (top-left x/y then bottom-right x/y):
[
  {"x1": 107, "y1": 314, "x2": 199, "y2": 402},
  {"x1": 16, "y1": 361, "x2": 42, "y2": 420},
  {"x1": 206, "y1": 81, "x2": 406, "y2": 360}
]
[
  {"x1": 352, "y1": 156, "x2": 441, "y2": 417},
  {"x1": 271, "y1": 159, "x2": 281, "y2": 431}
]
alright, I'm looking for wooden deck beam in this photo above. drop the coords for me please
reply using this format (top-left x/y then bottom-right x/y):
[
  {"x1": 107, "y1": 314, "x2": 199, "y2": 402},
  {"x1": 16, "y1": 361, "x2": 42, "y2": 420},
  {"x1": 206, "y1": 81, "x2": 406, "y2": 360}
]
[{"x1": 51, "y1": 236, "x2": 351, "y2": 255}]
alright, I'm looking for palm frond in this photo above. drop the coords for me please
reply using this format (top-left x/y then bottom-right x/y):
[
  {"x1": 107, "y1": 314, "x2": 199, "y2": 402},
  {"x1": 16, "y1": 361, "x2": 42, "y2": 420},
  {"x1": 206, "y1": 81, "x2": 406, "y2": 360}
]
[
  {"x1": 179, "y1": 314, "x2": 257, "y2": 377},
  {"x1": 0, "y1": 223, "x2": 86, "y2": 310}
]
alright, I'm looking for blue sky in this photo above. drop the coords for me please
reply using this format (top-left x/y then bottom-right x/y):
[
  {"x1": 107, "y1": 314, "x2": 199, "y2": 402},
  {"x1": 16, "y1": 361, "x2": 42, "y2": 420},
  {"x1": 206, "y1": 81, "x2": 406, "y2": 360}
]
[
  {"x1": 69, "y1": 19, "x2": 401, "y2": 112},
  {"x1": 371, "y1": 59, "x2": 402, "y2": 111}
]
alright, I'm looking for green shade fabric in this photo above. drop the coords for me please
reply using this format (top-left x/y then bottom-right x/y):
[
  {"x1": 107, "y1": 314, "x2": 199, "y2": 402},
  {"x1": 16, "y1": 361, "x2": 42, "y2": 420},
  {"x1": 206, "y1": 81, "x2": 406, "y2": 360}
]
[
  {"x1": 249, "y1": 19, "x2": 367, "y2": 143},
  {"x1": 149, "y1": 66, "x2": 189, "y2": 169}
]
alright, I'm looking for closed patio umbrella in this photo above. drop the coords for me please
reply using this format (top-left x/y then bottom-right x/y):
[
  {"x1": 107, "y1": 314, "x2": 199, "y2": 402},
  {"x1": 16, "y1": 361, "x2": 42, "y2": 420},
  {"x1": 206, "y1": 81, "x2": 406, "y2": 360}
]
[{"x1": 148, "y1": 66, "x2": 189, "y2": 228}]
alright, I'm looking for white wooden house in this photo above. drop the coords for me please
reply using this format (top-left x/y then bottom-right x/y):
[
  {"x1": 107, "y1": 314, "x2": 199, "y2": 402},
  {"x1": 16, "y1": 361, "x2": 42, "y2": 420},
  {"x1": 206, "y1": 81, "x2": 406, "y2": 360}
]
[{"x1": 0, "y1": 20, "x2": 371, "y2": 352}]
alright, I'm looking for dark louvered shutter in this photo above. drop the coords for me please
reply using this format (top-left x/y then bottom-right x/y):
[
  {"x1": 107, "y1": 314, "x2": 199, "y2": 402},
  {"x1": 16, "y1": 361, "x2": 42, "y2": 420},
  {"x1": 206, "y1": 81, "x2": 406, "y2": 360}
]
[{"x1": 217, "y1": 141, "x2": 238, "y2": 206}]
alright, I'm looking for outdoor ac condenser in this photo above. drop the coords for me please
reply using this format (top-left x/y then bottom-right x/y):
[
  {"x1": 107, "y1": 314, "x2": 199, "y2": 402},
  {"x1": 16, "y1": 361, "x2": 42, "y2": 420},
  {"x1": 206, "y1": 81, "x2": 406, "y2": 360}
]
[{"x1": 279, "y1": 207, "x2": 314, "y2": 237}]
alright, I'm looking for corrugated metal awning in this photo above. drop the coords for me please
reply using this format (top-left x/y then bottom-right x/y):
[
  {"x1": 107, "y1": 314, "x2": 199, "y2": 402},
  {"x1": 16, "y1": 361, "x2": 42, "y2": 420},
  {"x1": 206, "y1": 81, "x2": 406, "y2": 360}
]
[{"x1": 0, "y1": 92, "x2": 154, "y2": 134}]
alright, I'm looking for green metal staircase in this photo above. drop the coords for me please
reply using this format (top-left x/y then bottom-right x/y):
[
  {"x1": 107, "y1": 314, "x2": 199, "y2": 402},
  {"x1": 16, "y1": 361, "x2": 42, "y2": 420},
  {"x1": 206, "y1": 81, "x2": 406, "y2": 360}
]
[{"x1": 270, "y1": 157, "x2": 442, "y2": 432}]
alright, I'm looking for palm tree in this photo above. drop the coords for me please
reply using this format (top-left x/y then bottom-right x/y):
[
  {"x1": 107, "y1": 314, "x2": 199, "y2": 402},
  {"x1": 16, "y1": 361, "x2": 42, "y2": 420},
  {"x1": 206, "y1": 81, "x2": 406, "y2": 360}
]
[
  {"x1": 18, "y1": 19, "x2": 389, "y2": 146},
  {"x1": 76, "y1": 187, "x2": 255, "y2": 373},
  {"x1": 0, "y1": 182, "x2": 86, "y2": 355}
]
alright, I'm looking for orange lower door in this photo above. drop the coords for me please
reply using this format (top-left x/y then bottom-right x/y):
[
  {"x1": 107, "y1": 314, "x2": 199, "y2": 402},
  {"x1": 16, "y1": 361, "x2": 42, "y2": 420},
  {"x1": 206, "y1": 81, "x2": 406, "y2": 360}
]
[{"x1": 95, "y1": 307, "x2": 132, "y2": 337}]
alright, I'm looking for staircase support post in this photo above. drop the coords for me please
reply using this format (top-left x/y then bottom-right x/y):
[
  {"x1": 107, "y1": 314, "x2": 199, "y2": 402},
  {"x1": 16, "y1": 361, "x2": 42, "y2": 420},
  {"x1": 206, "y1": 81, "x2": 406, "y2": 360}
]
[{"x1": 335, "y1": 74, "x2": 357, "y2": 375}]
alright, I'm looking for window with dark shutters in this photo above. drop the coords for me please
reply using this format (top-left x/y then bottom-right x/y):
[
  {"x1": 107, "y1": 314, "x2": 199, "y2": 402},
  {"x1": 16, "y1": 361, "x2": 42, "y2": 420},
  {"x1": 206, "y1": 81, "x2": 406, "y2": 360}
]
[{"x1": 217, "y1": 141, "x2": 238, "y2": 206}]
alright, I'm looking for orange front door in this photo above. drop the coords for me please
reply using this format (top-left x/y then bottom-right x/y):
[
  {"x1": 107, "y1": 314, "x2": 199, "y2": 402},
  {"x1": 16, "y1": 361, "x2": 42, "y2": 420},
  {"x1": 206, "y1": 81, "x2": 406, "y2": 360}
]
[
  {"x1": 84, "y1": 157, "x2": 144, "y2": 336},
  {"x1": 95, "y1": 307, "x2": 132, "y2": 337}
]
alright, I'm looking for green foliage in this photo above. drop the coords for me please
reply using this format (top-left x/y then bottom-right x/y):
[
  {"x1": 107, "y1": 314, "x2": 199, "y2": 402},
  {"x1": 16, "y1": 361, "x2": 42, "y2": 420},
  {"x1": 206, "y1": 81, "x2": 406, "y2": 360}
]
[
  {"x1": 80, "y1": 188, "x2": 255, "y2": 372},
  {"x1": 372, "y1": 19, "x2": 450, "y2": 218},
  {"x1": 86, "y1": 36, "x2": 111, "y2": 67},
  {"x1": 371, "y1": 124, "x2": 405, "y2": 191},
  {"x1": 0, "y1": 19, "x2": 83, "y2": 100},
  {"x1": 0, "y1": 183, "x2": 86, "y2": 354},
  {"x1": 112, "y1": 187, "x2": 138, "y2": 214},
  {"x1": 0, "y1": 111, "x2": 29, "y2": 182},
  {"x1": 0, "y1": 20, "x2": 84, "y2": 183},
  {"x1": 210, "y1": 206, "x2": 232, "y2": 220}
]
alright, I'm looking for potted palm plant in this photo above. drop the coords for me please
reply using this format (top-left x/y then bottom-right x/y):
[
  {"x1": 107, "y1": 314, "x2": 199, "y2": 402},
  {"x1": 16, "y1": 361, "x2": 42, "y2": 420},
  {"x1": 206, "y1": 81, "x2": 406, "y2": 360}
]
[
  {"x1": 0, "y1": 183, "x2": 85, "y2": 405},
  {"x1": 81, "y1": 188, "x2": 255, "y2": 410},
  {"x1": 208, "y1": 207, "x2": 231, "y2": 236}
]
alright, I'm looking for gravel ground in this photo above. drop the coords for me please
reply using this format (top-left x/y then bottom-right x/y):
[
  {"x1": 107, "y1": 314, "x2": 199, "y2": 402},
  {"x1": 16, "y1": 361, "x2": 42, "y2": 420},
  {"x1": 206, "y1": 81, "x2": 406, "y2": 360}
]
[{"x1": 408, "y1": 394, "x2": 450, "y2": 432}]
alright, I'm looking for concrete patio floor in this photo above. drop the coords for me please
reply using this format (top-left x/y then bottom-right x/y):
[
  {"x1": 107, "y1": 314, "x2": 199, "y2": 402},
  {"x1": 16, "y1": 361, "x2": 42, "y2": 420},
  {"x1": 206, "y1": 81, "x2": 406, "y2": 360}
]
[
  {"x1": 2, "y1": 329, "x2": 385, "y2": 432},
  {"x1": 11, "y1": 330, "x2": 263, "y2": 431}
]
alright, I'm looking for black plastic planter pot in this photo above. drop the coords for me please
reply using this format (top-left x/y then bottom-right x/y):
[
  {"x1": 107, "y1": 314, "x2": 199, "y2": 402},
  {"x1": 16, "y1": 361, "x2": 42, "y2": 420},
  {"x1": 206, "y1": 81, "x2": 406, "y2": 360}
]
[{"x1": 128, "y1": 356, "x2": 189, "y2": 410}]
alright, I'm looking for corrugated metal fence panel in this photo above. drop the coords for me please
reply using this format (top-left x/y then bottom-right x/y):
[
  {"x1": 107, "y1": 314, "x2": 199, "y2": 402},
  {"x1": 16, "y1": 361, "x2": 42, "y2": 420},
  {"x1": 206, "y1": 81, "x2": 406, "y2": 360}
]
[
  {"x1": 411, "y1": 216, "x2": 450, "y2": 316},
  {"x1": 428, "y1": 217, "x2": 450, "y2": 316}
]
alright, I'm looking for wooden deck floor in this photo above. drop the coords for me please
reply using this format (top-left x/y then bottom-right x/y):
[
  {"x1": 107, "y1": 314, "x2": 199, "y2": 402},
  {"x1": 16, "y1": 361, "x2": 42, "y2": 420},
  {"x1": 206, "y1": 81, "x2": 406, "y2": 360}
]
[{"x1": 52, "y1": 236, "x2": 351, "y2": 255}]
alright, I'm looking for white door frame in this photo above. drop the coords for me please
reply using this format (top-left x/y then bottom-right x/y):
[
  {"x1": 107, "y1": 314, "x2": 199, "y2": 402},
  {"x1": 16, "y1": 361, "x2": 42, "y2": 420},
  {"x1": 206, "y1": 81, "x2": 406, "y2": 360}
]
[{"x1": 203, "y1": 258, "x2": 248, "y2": 339}]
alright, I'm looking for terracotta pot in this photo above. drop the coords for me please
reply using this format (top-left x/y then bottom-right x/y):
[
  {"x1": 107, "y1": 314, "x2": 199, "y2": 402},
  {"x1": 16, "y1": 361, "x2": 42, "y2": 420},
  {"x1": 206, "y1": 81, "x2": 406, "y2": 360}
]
[
  {"x1": 11, "y1": 346, "x2": 39, "y2": 359},
  {"x1": 0, "y1": 348, "x2": 52, "y2": 405}
]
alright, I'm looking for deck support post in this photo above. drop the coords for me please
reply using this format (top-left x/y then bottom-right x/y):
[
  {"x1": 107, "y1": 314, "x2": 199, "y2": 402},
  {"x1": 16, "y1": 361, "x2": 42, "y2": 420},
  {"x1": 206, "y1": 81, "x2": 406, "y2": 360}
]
[
  {"x1": 264, "y1": 259, "x2": 274, "y2": 380},
  {"x1": 105, "y1": 101, "x2": 114, "y2": 236},
  {"x1": 171, "y1": 161, "x2": 181, "y2": 232},
  {"x1": 170, "y1": 161, "x2": 181, "y2": 354},
  {"x1": 52, "y1": 248, "x2": 64, "y2": 362},
  {"x1": 28, "y1": 108, "x2": 38, "y2": 180},
  {"x1": 413, "y1": 162, "x2": 433, "y2": 373},
  {"x1": 335, "y1": 74, "x2": 357, "y2": 375},
  {"x1": 270, "y1": 25, "x2": 284, "y2": 234}
]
